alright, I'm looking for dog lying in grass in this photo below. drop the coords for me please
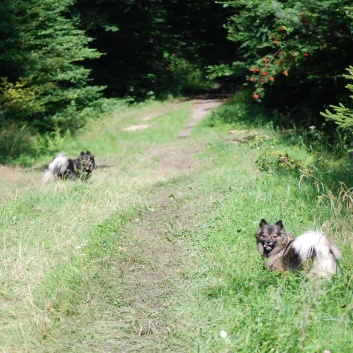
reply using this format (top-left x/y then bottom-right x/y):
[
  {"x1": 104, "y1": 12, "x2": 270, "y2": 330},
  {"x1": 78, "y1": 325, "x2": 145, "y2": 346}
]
[
  {"x1": 255, "y1": 219, "x2": 341, "y2": 277},
  {"x1": 42, "y1": 151, "x2": 95, "y2": 183}
]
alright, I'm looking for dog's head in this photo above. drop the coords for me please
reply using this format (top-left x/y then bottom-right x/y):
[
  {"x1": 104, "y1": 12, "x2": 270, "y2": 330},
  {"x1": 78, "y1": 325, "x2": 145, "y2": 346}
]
[
  {"x1": 278, "y1": 153, "x2": 289, "y2": 164},
  {"x1": 77, "y1": 151, "x2": 95, "y2": 176},
  {"x1": 255, "y1": 218, "x2": 286, "y2": 256}
]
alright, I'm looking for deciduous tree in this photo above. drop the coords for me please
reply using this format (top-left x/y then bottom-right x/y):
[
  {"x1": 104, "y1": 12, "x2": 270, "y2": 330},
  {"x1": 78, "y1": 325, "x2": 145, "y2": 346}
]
[{"x1": 212, "y1": 0, "x2": 353, "y2": 124}]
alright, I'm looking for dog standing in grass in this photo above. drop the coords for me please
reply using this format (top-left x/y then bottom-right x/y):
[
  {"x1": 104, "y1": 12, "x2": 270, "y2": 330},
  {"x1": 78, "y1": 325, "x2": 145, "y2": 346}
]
[
  {"x1": 42, "y1": 151, "x2": 95, "y2": 183},
  {"x1": 255, "y1": 219, "x2": 341, "y2": 277}
]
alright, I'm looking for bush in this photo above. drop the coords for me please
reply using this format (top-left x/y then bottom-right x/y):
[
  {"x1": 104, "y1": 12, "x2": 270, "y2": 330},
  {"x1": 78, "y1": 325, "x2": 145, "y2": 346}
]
[{"x1": 212, "y1": 0, "x2": 353, "y2": 119}]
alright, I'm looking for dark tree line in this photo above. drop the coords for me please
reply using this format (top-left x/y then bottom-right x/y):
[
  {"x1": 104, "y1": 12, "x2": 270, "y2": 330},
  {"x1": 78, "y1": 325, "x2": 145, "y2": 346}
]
[
  {"x1": 74, "y1": 0, "x2": 235, "y2": 98},
  {"x1": 1, "y1": 0, "x2": 353, "y2": 162},
  {"x1": 0, "y1": 0, "x2": 234, "y2": 160}
]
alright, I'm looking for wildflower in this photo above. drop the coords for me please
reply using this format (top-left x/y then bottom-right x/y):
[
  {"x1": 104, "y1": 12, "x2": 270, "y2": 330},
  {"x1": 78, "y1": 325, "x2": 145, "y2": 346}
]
[
  {"x1": 317, "y1": 195, "x2": 323, "y2": 205},
  {"x1": 75, "y1": 243, "x2": 86, "y2": 249},
  {"x1": 220, "y1": 330, "x2": 227, "y2": 339}
]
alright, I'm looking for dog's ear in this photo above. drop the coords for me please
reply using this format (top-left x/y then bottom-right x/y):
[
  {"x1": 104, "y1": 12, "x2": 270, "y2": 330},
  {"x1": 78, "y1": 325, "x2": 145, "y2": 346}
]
[
  {"x1": 259, "y1": 219, "x2": 268, "y2": 227},
  {"x1": 275, "y1": 220, "x2": 284, "y2": 230}
]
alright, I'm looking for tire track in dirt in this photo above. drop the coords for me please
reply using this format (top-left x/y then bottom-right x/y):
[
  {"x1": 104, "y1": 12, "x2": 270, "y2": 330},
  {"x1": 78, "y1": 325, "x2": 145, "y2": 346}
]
[
  {"x1": 87, "y1": 98, "x2": 224, "y2": 352},
  {"x1": 122, "y1": 101, "x2": 181, "y2": 131},
  {"x1": 178, "y1": 98, "x2": 223, "y2": 139},
  {"x1": 137, "y1": 98, "x2": 224, "y2": 179}
]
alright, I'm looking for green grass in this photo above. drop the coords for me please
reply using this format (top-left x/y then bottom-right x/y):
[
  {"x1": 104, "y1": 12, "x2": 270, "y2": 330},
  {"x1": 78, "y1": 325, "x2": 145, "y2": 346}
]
[{"x1": 1, "y1": 93, "x2": 353, "y2": 352}]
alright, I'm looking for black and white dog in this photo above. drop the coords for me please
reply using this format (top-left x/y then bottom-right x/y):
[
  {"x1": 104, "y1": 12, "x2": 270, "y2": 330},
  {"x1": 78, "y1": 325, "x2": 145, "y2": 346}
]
[
  {"x1": 255, "y1": 219, "x2": 341, "y2": 277},
  {"x1": 42, "y1": 151, "x2": 95, "y2": 183}
]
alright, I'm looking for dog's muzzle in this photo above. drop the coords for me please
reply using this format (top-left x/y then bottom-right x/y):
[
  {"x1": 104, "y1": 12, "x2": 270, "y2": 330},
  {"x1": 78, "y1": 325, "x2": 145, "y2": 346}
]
[
  {"x1": 263, "y1": 241, "x2": 274, "y2": 251},
  {"x1": 82, "y1": 162, "x2": 93, "y2": 173}
]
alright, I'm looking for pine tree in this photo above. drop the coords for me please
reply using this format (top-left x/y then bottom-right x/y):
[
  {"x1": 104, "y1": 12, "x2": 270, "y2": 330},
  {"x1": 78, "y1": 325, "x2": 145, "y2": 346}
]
[
  {"x1": 321, "y1": 66, "x2": 353, "y2": 128},
  {"x1": 0, "y1": 0, "x2": 104, "y2": 133}
]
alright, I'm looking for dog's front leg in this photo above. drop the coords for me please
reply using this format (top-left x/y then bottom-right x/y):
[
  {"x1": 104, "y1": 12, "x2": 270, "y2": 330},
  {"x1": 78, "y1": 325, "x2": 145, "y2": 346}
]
[
  {"x1": 265, "y1": 257, "x2": 286, "y2": 273},
  {"x1": 257, "y1": 242, "x2": 265, "y2": 256},
  {"x1": 66, "y1": 159, "x2": 78, "y2": 179}
]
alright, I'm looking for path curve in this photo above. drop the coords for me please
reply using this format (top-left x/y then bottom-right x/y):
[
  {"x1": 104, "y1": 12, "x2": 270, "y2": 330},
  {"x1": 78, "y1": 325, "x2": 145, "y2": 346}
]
[{"x1": 178, "y1": 98, "x2": 223, "y2": 138}]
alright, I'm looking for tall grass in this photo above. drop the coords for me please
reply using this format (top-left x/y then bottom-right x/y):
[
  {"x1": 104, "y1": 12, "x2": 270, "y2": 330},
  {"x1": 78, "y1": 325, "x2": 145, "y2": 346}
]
[
  {"x1": 1, "y1": 93, "x2": 353, "y2": 352},
  {"x1": 0, "y1": 99, "x2": 192, "y2": 350},
  {"x1": 167, "y1": 94, "x2": 353, "y2": 352}
]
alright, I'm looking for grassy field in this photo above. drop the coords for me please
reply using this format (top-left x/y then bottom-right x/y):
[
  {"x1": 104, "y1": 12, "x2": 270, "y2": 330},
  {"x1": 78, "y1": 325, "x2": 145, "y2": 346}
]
[{"x1": 1, "y1": 95, "x2": 352, "y2": 352}]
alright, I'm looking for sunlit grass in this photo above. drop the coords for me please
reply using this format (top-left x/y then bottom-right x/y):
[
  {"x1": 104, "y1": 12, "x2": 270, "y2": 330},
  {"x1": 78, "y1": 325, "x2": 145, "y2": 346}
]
[
  {"x1": 0, "y1": 99, "x2": 193, "y2": 349},
  {"x1": 1, "y1": 95, "x2": 353, "y2": 352}
]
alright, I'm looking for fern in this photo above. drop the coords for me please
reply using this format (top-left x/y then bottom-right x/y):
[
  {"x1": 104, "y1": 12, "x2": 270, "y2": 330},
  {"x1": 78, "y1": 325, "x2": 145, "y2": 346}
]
[{"x1": 321, "y1": 66, "x2": 353, "y2": 128}]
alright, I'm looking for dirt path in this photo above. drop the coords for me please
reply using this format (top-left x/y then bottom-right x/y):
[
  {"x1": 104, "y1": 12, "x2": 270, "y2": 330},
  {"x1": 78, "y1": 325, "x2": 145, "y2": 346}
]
[
  {"x1": 122, "y1": 98, "x2": 223, "y2": 137},
  {"x1": 136, "y1": 98, "x2": 223, "y2": 179},
  {"x1": 178, "y1": 98, "x2": 223, "y2": 139},
  {"x1": 84, "y1": 98, "x2": 224, "y2": 352},
  {"x1": 0, "y1": 98, "x2": 224, "y2": 352}
]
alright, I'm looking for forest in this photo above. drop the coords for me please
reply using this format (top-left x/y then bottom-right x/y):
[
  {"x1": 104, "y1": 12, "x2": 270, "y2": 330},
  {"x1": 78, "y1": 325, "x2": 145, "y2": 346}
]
[
  {"x1": 2, "y1": 2, "x2": 353, "y2": 351},
  {"x1": 1, "y1": 0, "x2": 353, "y2": 164}
]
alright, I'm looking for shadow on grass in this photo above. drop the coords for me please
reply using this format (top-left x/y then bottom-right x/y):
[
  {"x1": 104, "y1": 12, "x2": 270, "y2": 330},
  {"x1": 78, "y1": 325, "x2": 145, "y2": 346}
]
[
  {"x1": 207, "y1": 90, "x2": 353, "y2": 192},
  {"x1": 209, "y1": 270, "x2": 303, "y2": 297}
]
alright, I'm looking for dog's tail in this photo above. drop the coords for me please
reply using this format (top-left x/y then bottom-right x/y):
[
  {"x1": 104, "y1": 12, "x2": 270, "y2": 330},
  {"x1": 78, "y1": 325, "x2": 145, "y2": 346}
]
[
  {"x1": 42, "y1": 153, "x2": 69, "y2": 183},
  {"x1": 292, "y1": 230, "x2": 341, "y2": 276}
]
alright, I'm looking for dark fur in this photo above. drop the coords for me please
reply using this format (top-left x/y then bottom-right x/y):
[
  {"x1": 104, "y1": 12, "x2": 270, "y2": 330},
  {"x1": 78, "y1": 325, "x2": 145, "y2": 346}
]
[
  {"x1": 255, "y1": 219, "x2": 341, "y2": 275},
  {"x1": 255, "y1": 219, "x2": 299, "y2": 272},
  {"x1": 278, "y1": 153, "x2": 290, "y2": 165},
  {"x1": 66, "y1": 151, "x2": 95, "y2": 180},
  {"x1": 43, "y1": 151, "x2": 95, "y2": 182}
]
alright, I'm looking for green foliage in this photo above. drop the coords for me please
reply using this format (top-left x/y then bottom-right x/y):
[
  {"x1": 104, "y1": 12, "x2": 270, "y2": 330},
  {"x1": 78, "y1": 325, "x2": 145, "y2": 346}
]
[
  {"x1": 0, "y1": 123, "x2": 33, "y2": 162},
  {"x1": 321, "y1": 66, "x2": 353, "y2": 128},
  {"x1": 205, "y1": 90, "x2": 269, "y2": 128},
  {"x1": 213, "y1": 0, "x2": 353, "y2": 110},
  {"x1": 250, "y1": 128, "x2": 353, "y2": 217},
  {"x1": 74, "y1": 0, "x2": 234, "y2": 99},
  {"x1": 0, "y1": 0, "x2": 104, "y2": 135},
  {"x1": 33, "y1": 129, "x2": 72, "y2": 155},
  {"x1": 167, "y1": 55, "x2": 214, "y2": 94}
]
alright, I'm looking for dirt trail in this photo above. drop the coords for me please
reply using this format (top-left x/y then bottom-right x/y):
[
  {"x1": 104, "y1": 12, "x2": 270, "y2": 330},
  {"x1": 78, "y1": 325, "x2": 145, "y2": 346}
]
[
  {"x1": 0, "y1": 98, "x2": 224, "y2": 351},
  {"x1": 137, "y1": 98, "x2": 223, "y2": 178},
  {"x1": 178, "y1": 98, "x2": 223, "y2": 139},
  {"x1": 122, "y1": 102, "x2": 180, "y2": 131},
  {"x1": 122, "y1": 98, "x2": 223, "y2": 137},
  {"x1": 86, "y1": 98, "x2": 224, "y2": 351}
]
